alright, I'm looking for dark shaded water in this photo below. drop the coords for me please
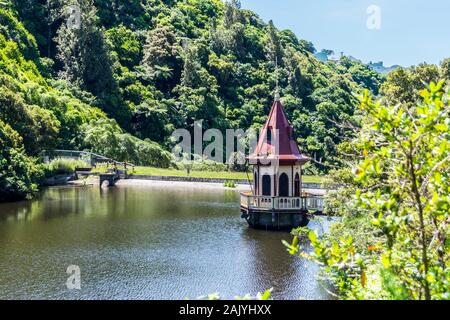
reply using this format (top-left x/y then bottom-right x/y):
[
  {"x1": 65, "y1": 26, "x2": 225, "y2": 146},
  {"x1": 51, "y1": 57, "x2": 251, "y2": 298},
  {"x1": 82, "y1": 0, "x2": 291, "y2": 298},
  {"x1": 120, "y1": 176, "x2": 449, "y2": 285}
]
[{"x1": 0, "y1": 184, "x2": 331, "y2": 300}]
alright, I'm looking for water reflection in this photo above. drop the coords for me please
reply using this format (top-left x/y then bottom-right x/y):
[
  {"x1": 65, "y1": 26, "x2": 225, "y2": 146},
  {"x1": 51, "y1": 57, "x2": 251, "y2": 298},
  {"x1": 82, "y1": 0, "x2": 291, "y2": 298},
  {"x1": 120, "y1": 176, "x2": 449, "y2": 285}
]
[{"x1": 0, "y1": 185, "x2": 331, "y2": 300}]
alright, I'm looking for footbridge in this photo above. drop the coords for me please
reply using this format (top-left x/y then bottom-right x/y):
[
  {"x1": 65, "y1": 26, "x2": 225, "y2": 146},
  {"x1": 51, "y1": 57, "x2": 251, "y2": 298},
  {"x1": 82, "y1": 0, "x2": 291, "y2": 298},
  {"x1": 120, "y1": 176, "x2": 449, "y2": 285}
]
[{"x1": 41, "y1": 149, "x2": 135, "y2": 187}]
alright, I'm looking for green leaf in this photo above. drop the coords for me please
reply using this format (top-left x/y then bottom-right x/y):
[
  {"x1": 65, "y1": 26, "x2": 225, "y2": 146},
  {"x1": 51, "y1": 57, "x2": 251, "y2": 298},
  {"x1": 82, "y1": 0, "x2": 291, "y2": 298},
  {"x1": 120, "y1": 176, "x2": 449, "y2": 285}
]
[
  {"x1": 258, "y1": 288, "x2": 273, "y2": 300},
  {"x1": 381, "y1": 253, "x2": 391, "y2": 268},
  {"x1": 308, "y1": 231, "x2": 318, "y2": 243}
]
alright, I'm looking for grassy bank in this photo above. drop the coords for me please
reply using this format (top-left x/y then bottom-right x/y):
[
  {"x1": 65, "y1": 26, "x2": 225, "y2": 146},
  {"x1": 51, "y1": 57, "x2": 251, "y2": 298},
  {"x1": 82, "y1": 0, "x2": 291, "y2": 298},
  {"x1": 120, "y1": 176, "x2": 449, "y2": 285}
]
[{"x1": 128, "y1": 166, "x2": 324, "y2": 183}]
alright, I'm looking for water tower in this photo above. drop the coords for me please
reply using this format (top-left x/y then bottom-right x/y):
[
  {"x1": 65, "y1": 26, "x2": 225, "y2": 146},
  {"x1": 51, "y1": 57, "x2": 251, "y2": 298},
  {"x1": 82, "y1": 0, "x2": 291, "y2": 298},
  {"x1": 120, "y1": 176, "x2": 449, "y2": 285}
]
[{"x1": 240, "y1": 90, "x2": 323, "y2": 230}]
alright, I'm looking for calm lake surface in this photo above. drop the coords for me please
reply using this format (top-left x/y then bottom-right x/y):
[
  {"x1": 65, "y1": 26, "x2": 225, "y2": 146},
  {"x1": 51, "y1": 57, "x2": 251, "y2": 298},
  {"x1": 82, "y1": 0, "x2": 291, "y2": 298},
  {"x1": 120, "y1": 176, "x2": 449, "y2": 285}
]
[{"x1": 0, "y1": 183, "x2": 332, "y2": 300}]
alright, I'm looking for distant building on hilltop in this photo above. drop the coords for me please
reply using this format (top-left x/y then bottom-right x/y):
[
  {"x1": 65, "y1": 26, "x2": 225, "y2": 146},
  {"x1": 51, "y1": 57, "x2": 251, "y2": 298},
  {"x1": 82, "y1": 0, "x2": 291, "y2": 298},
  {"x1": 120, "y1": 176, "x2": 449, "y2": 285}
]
[
  {"x1": 315, "y1": 50, "x2": 400, "y2": 75},
  {"x1": 368, "y1": 61, "x2": 400, "y2": 74},
  {"x1": 347, "y1": 55, "x2": 361, "y2": 63}
]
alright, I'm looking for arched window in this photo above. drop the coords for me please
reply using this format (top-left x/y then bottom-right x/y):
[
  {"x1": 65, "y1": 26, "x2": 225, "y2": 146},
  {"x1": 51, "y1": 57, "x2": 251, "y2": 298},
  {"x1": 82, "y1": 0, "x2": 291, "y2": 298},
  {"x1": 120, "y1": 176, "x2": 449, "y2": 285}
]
[
  {"x1": 266, "y1": 128, "x2": 272, "y2": 144},
  {"x1": 294, "y1": 173, "x2": 300, "y2": 197},
  {"x1": 262, "y1": 174, "x2": 271, "y2": 196},
  {"x1": 279, "y1": 173, "x2": 289, "y2": 197},
  {"x1": 254, "y1": 172, "x2": 258, "y2": 195}
]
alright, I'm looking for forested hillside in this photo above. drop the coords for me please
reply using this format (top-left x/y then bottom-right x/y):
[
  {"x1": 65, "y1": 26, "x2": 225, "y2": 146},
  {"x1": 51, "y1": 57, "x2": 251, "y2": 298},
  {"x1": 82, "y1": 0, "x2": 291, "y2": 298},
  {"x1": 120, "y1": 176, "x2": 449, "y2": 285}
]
[
  {"x1": 1, "y1": 0, "x2": 382, "y2": 200},
  {"x1": 1, "y1": 0, "x2": 449, "y2": 301}
]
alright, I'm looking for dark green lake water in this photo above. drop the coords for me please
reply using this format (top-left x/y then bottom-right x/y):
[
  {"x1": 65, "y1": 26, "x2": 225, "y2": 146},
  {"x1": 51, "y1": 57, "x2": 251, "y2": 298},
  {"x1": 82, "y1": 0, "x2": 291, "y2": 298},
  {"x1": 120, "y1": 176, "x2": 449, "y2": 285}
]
[{"x1": 0, "y1": 184, "x2": 331, "y2": 300}]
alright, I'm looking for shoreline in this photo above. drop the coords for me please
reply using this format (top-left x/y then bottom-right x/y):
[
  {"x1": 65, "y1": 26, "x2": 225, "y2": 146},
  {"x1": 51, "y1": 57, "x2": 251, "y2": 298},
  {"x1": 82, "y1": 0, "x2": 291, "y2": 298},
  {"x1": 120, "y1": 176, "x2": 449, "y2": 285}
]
[
  {"x1": 61, "y1": 176, "x2": 327, "y2": 195},
  {"x1": 73, "y1": 172, "x2": 327, "y2": 190},
  {"x1": 127, "y1": 174, "x2": 250, "y2": 184},
  {"x1": 116, "y1": 179, "x2": 252, "y2": 191}
]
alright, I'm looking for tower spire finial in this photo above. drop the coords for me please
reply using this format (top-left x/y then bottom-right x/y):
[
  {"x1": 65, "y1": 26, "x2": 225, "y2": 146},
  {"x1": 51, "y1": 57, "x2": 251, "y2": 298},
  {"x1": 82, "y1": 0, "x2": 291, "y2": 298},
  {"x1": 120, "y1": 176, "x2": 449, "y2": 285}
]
[{"x1": 274, "y1": 57, "x2": 280, "y2": 101}]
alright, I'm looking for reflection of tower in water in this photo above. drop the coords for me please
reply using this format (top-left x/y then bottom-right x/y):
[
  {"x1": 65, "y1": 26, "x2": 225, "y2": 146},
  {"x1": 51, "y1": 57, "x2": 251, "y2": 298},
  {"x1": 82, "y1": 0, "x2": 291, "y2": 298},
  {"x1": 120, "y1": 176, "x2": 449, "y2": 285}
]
[{"x1": 240, "y1": 227, "x2": 330, "y2": 300}]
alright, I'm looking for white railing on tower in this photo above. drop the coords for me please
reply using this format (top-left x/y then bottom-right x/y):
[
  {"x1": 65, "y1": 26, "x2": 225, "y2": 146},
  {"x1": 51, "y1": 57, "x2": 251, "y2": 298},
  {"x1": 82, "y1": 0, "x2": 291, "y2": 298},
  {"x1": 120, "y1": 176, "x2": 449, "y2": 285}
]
[{"x1": 240, "y1": 193, "x2": 325, "y2": 212}]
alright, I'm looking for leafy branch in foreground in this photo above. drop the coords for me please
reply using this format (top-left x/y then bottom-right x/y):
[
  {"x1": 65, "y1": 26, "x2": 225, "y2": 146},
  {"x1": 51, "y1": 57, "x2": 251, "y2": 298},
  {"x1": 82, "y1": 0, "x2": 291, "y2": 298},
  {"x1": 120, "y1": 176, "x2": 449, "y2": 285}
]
[
  {"x1": 285, "y1": 82, "x2": 450, "y2": 300},
  {"x1": 356, "y1": 81, "x2": 450, "y2": 299}
]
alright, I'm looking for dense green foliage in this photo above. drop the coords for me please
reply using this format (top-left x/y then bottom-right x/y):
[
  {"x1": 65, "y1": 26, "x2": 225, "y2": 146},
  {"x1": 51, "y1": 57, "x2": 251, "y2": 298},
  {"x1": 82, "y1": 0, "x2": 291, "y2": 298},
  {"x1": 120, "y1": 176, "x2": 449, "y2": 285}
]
[
  {"x1": 0, "y1": 0, "x2": 383, "y2": 200},
  {"x1": 354, "y1": 83, "x2": 449, "y2": 299},
  {"x1": 335, "y1": 57, "x2": 384, "y2": 96},
  {"x1": 0, "y1": 119, "x2": 43, "y2": 201},
  {"x1": 10, "y1": 0, "x2": 380, "y2": 164},
  {"x1": 82, "y1": 118, "x2": 172, "y2": 167},
  {"x1": 380, "y1": 63, "x2": 441, "y2": 106},
  {"x1": 286, "y1": 76, "x2": 450, "y2": 299}
]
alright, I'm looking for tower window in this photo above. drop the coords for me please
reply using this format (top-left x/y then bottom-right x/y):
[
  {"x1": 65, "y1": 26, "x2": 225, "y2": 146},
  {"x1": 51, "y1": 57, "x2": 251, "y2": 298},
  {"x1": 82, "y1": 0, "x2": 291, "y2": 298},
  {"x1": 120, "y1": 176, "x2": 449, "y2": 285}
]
[
  {"x1": 266, "y1": 128, "x2": 272, "y2": 144},
  {"x1": 262, "y1": 174, "x2": 271, "y2": 196}
]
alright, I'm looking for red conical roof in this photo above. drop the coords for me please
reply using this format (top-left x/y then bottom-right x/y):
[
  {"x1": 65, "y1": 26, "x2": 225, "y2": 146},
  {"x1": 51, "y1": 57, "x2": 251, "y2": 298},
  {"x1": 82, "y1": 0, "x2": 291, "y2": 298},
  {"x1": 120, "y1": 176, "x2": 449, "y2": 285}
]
[{"x1": 247, "y1": 97, "x2": 310, "y2": 165}]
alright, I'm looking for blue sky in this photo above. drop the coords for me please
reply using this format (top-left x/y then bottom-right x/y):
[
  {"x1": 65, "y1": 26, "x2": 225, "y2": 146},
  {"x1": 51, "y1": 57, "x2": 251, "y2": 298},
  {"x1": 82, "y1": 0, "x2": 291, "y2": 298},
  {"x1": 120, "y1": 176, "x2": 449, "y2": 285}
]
[{"x1": 240, "y1": 0, "x2": 450, "y2": 67}]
